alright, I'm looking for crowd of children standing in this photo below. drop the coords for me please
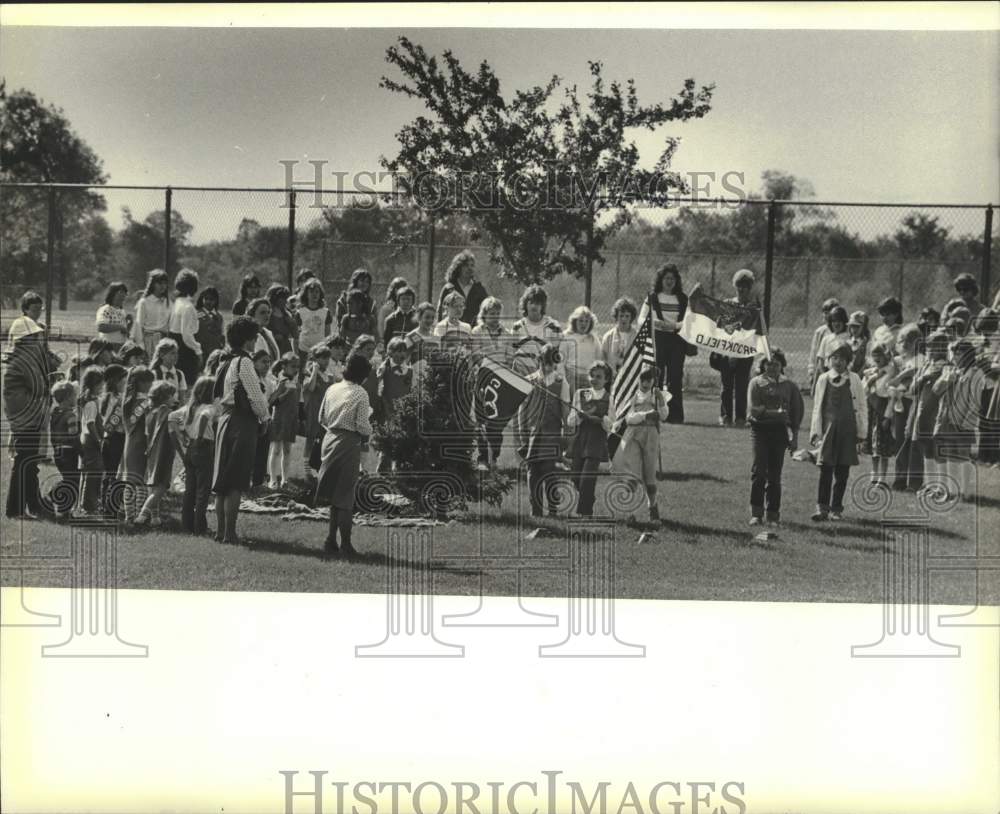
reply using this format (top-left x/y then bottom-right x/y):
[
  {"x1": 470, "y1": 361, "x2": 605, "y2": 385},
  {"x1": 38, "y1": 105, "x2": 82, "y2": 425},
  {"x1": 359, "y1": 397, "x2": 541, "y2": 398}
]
[{"x1": 7, "y1": 253, "x2": 999, "y2": 545}]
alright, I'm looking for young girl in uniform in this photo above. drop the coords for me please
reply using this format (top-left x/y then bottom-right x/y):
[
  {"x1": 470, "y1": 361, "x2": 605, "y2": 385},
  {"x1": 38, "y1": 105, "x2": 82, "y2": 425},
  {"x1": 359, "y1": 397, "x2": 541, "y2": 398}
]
[
  {"x1": 302, "y1": 344, "x2": 338, "y2": 480},
  {"x1": 561, "y1": 306, "x2": 604, "y2": 392},
  {"x1": 49, "y1": 381, "x2": 81, "y2": 519},
  {"x1": 863, "y1": 342, "x2": 898, "y2": 484},
  {"x1": 847, "y1": 310, "x2": 870, "y2": 374},
  {"x1": 340, "y1": 288, "x2": 377, "y2": 348},
  {"x1": 351, "y1": 336, "x2": 380, "y2": 473},
  {"x1": 375, "y1": 338, "x2": 413, "y2": 473},
  {"x1": 614, "y1": 366, "x2": 670, "y2": 524},
  {"x1": 170, "y1": 376, "x2": 217, "y2": 533},
  {"x1": 76, "y1": 367, "x2": 106, "y2": 516},
  {"x1": 566, "y1": 360, "x2": 613, "y2": 517},
  {"x1": 932, "y1": 339, "x2": 986, "y2": 501},
  {"x1": 601, "y1": 298, "x2": 638, "y2": 375},
  {"x1": 516, "y1": 344, "x2": 570, "y2": 518},
  {"x1": 810, "y1": 344, "x2": 868, "y2": 521},
  {"x1": 251, "y1": 349, "x2": 275, "y2": 488},
  {"x1": 910, "y1": 331, "x2": 950, "y2": 500},
  {"x1": 887, "y1": 324, "x2": 923, "y2": 491},
  {"x1": 99, "y1": 363, "x2": 128, "y2": 517},
  {"x1": 136, "y1": 380, "x2": 177, "y2": 526},
  {"x1": 195, "y1": 287, "x2": 225, "y2": 358},
  {"x1": 151, "y1": 337, "x2": 187, "y2": 408},
  {"x1": 118, "y1": 366, "x2": 155, "y2": 525},
  {"x1": 267, "y1": 352, "x2": 301, "y2": 489}
]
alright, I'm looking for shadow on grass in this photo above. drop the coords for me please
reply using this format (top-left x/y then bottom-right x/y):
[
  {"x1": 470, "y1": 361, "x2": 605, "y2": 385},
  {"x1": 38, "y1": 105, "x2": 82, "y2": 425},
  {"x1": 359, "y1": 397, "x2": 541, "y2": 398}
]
[
  {"x1": 240, "y1": 535, "x2": 479, "y2": 575},
  {"x1": 657, "y1": 517, "x2": 777, "y2": 550},
  {"x1": 656, "y1": 471, "x2": 730, "y2": 483}
]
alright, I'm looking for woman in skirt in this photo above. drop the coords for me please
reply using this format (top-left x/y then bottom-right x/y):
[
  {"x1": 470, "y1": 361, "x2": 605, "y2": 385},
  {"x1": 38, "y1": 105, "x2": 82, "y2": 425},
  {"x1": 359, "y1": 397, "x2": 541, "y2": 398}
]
[
  {"x1": 212, "y1": 317, "x2": 271, "y2": 545},
  {"x1": 315, "y1": 352, "x2": 374, "y2": 557}
]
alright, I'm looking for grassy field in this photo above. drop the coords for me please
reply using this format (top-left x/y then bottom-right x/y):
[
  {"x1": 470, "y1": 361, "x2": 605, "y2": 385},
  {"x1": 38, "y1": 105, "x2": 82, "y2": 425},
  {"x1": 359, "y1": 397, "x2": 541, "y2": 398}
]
[{"x1": 2, "y1": 392, "x2": 997, "y2": 604}]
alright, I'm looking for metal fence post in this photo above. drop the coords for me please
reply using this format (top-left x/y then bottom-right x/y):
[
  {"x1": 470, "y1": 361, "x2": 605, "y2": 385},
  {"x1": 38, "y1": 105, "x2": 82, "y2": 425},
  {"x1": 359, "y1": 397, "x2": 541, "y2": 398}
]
[
  {"x1": 763, "y1": 201, "x2": 777, "y2": 328},
  {"x1": 803, "y1": 258, "x2": 811, "y2": 327},
  {"x1": 709, "y1": 255, "x2": 717, "y2": 298},
  {"x1": 897, "y1": 260, "x2": 905, "y2": 310},
  {"x1": 287, "y1": 190, "x2": 297, "y2": 290},
  {"x1": 426, "y1": 216, "x2": 436, "y2": 303},
  {"x1": 615, "y1": 250, "x2": 621, "y2": 300},
  {"x1": 982, "y1": 204, "x2": 994, "y2": 299},
  {"x1": 163, "y1": 187, "x2": 172, "y2": 274},
  {"x1": 45, "y1": 187, "x2": 56, "y2": 327},
  {"x1": 584, "y1": 210, "x2": 594, "y2": 308}
]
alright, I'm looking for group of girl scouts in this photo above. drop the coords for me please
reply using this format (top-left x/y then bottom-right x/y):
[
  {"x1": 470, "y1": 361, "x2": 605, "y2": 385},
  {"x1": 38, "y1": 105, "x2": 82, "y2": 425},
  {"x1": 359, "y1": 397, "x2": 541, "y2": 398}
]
[{"x1": 15, "y1": 251, "x2": 999, "y2": 544}]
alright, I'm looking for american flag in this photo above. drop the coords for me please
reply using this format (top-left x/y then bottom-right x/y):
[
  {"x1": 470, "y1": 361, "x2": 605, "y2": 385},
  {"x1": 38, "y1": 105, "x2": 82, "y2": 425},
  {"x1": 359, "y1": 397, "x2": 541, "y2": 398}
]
[{"x1": 611, "y1": 294, "x2": 657, "y2": 424}]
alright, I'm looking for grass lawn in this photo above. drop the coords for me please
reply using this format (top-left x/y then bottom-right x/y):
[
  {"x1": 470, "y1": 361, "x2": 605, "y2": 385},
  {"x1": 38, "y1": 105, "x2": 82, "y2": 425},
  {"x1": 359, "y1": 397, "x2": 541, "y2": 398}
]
[{"x1": 2, "y1": 392, "x2": 997, "y2": 604}]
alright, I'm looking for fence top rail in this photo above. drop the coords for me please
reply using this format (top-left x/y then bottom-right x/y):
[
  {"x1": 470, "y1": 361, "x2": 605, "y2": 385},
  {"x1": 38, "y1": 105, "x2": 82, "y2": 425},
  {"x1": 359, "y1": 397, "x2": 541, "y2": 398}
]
[{"x1": 0, "y1": 182, "x2": 995, "y2": 210}]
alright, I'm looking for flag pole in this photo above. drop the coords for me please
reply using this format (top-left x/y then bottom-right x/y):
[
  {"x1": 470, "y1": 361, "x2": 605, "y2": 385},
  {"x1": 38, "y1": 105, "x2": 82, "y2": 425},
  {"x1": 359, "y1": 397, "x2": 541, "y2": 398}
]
[
  {"x1": 757, "y1": 298, "x2": 772, "y2": 361},
  {"x1": 651, "y1": 291, "x2": 664, "y2": 478}
]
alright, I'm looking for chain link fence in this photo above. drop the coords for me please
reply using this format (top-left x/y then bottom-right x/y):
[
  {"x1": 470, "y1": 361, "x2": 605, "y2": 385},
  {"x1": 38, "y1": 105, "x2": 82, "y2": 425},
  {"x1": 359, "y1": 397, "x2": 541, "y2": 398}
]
[{"x1": 2, "y1": 184, "x2": 995, "y2": 389}]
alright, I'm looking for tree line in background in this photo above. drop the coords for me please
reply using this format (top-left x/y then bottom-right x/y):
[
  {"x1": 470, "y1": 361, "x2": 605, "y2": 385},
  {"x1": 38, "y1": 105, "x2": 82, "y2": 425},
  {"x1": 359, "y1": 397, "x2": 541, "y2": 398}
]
[{"x1": 2, "y1": 50, "x2": 994, "y2": 315}]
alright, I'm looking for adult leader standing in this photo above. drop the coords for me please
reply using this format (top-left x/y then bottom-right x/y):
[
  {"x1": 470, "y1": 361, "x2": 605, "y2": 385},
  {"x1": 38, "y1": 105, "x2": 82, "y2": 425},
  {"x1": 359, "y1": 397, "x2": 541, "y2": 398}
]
[
  {"x1": 650, "y1": 263, "x2": 689, "y2": 424},
  {"x1": 717, "y1": 268, "x2": 761, "y2": 427},
  {"x1": 166, "y1": 268, "x2": 202, "y2": 386},
  {"x1": 3, "y1": 291, "x2": 58, "y2": 519},
  {"x1": 315, "y1": 352, "x2": 373, "y2": 558},
  {"x1": 436, "y1": 250, "x2": 488, "y2": 326}
]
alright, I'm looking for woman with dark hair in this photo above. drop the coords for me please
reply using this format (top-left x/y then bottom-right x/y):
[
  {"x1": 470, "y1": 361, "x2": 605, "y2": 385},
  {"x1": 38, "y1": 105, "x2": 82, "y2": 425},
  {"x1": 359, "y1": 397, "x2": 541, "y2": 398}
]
[
  {"x1": 3, "y1": 291, "x2": 59, "y2": 519},
  {"x1": 378, "y1": 276, "x2": 410, "y2": 339},
  {"x1": 195, "y1": 287, "x2": 225, "y2": 357},
  {"x1": 212, "y1": 316, "x2": 271, "y2": 545},
  {"x1": 166, "y1": 268, "x2": 202, "y2": 385},
  {"x1": 650, "y1": 264, "x2": 689, "y2": 423},
  {"x1": 266, "y1": 283, "x2": 299, "y2": 356},
  {"x1": 436, "y1": 250, "x2": 488, "y2": 326},
  {"x1": 248, "y1": 297, "x2": 280, "y2": 360},
  {"x1": 132, "y1": 269, "x2": 171, "y2": 358},
  {"x1": 232, "y1": 274, "x2": 262, "y2": 317},
  {"x1": 96, "y1": 281, "x2": 131, "y2": 347},
  {"x1": 315, "y1": 352, "x2": 374, "y2": 557}
]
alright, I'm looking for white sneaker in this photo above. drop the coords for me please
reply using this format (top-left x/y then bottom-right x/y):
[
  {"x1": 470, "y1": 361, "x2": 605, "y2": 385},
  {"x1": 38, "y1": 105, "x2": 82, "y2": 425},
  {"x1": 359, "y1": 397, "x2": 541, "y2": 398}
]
[
  {"x1": 829, "y1": 512, "x2": 843, "y2": 521},
  {"x1": 749, "y1": 517, "x2": 762, "y2": 526}
]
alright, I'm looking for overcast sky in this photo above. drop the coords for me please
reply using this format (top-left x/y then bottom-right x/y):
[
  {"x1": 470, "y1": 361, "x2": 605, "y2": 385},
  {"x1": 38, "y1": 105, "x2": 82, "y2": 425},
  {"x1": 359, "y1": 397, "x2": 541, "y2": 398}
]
[{"x1": 2, "y1": 25, "x2": 997, "y2": 239}]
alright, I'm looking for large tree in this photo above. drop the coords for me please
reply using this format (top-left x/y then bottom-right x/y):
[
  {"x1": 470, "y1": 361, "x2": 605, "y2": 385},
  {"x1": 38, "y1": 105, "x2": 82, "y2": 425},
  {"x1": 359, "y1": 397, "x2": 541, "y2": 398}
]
[
  {"x1": 0, "y1": 83, "x2": 109, "y2": 307},
  {"x1": 379, "y1": 38, "x2": 714, "y2": 291}
]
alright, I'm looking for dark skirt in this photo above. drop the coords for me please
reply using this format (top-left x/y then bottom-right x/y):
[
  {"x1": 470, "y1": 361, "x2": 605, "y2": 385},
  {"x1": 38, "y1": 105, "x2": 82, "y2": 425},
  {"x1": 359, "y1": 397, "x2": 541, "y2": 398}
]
[
  {"x1": 146, "y1": 426, "x2": 176, "y2": 487},
  {"x1": 315, "y1": 427, "x2": 364, "y2": 510},
  {"x1": 213, "y1": 407, "x2": 259, "y2": 494},
  {"x1": 169, "y1": 332, "x2": 200, "y2": 387}
]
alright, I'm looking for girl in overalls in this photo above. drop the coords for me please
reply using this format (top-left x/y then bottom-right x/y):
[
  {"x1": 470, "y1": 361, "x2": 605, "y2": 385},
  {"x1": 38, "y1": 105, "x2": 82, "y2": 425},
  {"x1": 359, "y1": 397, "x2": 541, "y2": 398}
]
[
  {"x1": 810, "y1": 343, "x2": 868, "y2": 521},
  {"x1": 516, "y1": 344, "x2": 569, "y2": 518}
]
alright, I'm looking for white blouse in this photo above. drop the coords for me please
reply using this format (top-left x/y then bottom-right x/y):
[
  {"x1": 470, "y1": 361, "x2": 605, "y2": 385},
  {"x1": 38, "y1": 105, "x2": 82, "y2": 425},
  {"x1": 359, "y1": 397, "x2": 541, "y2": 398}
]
[
  {"x1": 318, "y1": 380, "x2": 373, "y2": 437},
  {"x1": 167, "y1": 296, "x2": 202, "y2": 355},
  {"x1": 133, "y1": 295, "x2": 171, "y2": 342}
]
